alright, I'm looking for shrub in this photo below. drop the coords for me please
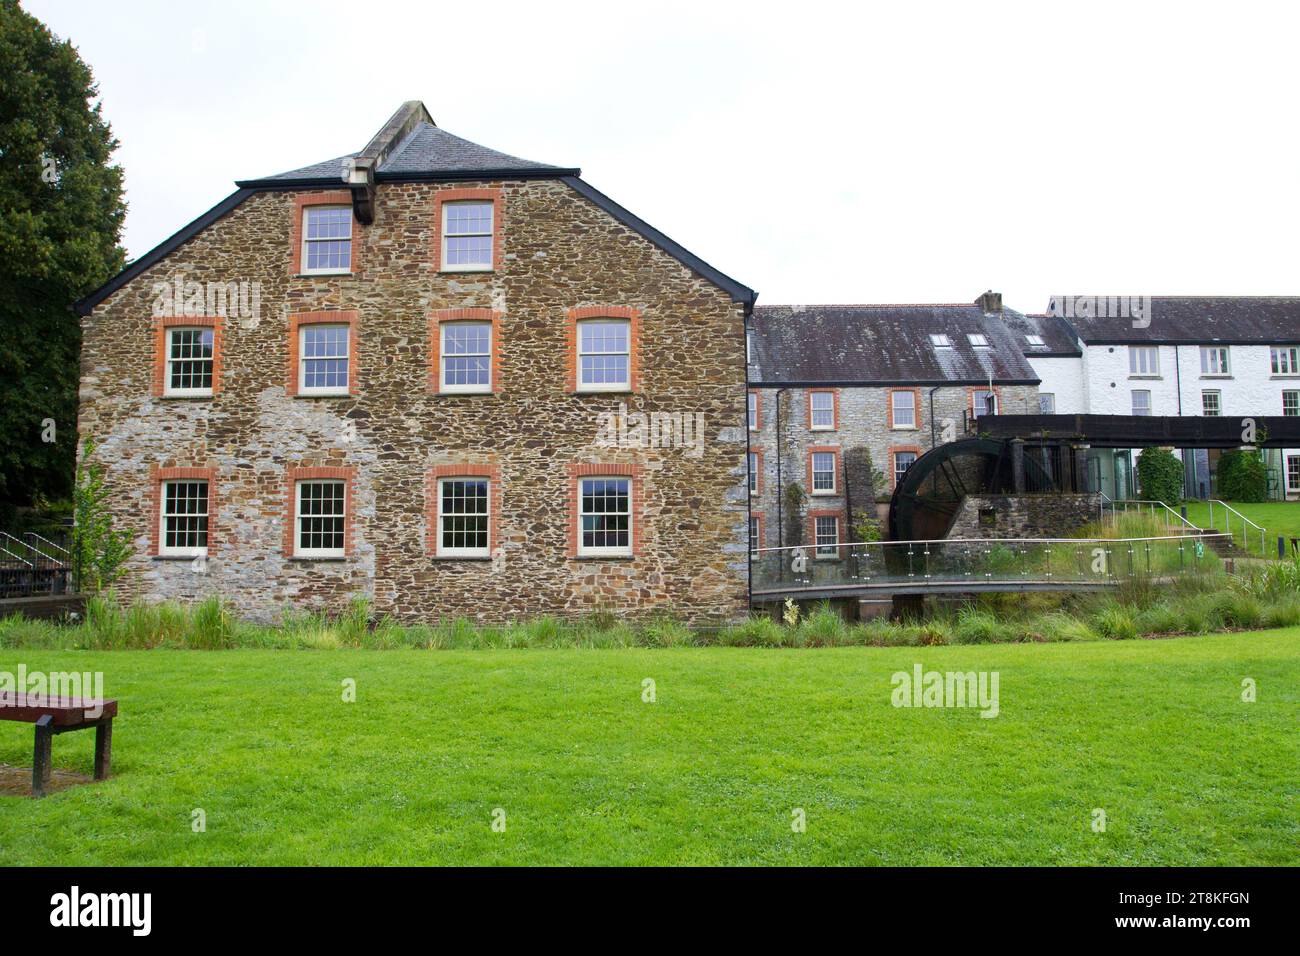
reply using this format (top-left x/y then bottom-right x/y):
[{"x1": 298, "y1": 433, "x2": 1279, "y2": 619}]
[
  {"x1": 336, "y1": 597, "x2": 373, "y2": 647},
  {"x1": 1133, "y1": 603, "x2": 1183, "y2": 635},
  {"x1": 188, "y1": 596, "x2": 234, "y2": 649},
  {"x1": 1216, "y1": 449, "x2": 1268, "y2": 503},
  {"x1": 518, "y1": 616, "x2": 562, "y2": 647},
  {"x1": 1136, "y1": 447, "x2": 1184, "y2": 506},
  {"x1": 1093, "y1": 603, "x2": 1139, "y2": 640},
  {"x1": 1033, "y1": 612, "x2": 1099, "y2": 643},
  {"x1": 1262, "y1": 597, "x2": 1300, "y2": 629},
  {"x1": 954, "y1": 607, "x2": 1014, "y2": 644},
  {"x1": 1210, "y1": 590, "x2": 1262, "y2": 629},
  {"x1": 718, "y1": 615, "x2": 785, "y2": 647},
  {"x1": 1235, "y1": 555, "x2": 1300, "y2": 601},
  {"x1": 642, "y1": 617, "x2": 693, "y2": 648},
  {"x1": 796, "y1": 603, "x2": 850, "y2": 647}
]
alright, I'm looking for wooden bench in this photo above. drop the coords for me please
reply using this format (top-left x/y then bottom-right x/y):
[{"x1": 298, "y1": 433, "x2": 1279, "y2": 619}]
[{"x1": 0, "y1": 694, "x2": 117, "y2": 798}]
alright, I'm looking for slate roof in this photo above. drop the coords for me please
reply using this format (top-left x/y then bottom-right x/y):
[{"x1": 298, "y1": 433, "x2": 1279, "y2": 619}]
[
  {"x1": 749, "y1": 304, "x2": 1040, "y2": 386},
  {"x1": 1051, "y1": 296, "x2": 1300, "y2": 345},
  {"x1": 240, "y1": 122, "x2": 577, "y2": 186},
  {"x1": 998, "y1": 310, "x2": 1082, "y2": 357},
  {"x1": 74, "y1": 102, "x2": 755, "y2": 314}
]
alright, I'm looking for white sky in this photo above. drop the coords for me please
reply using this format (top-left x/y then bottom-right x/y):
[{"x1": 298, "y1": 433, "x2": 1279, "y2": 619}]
[{"x1": 25, "y1": 0, "x2": 1300, "y2": 312}]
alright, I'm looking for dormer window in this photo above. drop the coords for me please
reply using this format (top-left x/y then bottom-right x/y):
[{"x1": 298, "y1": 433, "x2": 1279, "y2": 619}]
[
  {"x1": 1025, "y1": 334, "x2": 1045, "y2": 347},
  {"x1": 929, "y1": 334, "x2": 952, "y2": 348},
  {"x1": 968, "y1": 333, "x2": 990, "y2": 349}
]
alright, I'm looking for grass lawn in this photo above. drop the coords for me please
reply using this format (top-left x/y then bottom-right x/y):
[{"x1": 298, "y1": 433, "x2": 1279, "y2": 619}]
[
  {"x1": 1, "y1": 630, "x2": 1296, "y2": 865},
  {"x1": 1183, "y1": 500, "x2": 1300, "y2": 546}
]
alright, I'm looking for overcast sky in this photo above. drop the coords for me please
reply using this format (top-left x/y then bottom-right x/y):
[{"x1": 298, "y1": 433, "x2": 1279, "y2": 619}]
[{"x1": 25, "y1": 0, "x2": 1300, "y2": 312}]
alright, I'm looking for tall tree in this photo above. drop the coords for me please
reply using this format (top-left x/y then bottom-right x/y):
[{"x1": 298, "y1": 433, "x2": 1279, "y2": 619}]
[{"x1": 0, "y1": 0, "x2": 125, "y2": 520}]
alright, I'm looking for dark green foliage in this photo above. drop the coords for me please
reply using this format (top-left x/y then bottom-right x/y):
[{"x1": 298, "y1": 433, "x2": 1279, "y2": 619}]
[
  {"x1": 1136, "y1": 447, "x2": 1183, "y2": 505},
  {"x1": 1216, "y1": 449, "x2": 1268, "y2": 503},
  {"x1": 0, "y1": 0, "x2": 126, "y2": 514}
]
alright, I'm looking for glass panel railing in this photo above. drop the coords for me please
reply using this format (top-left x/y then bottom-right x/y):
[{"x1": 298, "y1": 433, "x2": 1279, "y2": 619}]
[{"x1": 750, "y1": 535, "x2": 1227, "y2": 595}]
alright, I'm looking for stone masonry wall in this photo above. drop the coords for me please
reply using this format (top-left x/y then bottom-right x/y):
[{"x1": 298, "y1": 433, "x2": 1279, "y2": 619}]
[
  {"x1": 945, "y1": 494, "x2": 1102, "y2": 540},
  {"x1": 79, "y1": 179, "x2": 750, "y2": 624}
]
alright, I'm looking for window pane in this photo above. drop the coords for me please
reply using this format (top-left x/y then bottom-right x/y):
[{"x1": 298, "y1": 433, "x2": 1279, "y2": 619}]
[
  {"x1": 168, "y1": 328, "x2": 214, "y2": 391},
  {"x1": 812, "y1": 452, "x2": 835, "y2": 491},
  {"x1": 444, "y1": 202, "x2": 493, "y2": 236},
  {"x1": 445, "y1": 235, "x2": 492, "y2": 266},
  {"x1": 579, "y1": 355, "x2": 629, "y2": 387},
  {"x1": 894, "y1": 452, "x2": 916, "y2": 486},
  {"x1": 163, "y1": 480, "x2": 209, "y2": 550},
  {"x1": 892, "y1": 391, "x2": 915, "y2": 426},
  {"x1": 297, "y1": 481, "x2": 345, "y2": 553},
  {"x1": 811, "y1": 392, "x2": 834, "y2": 426},
  {"x1": 303, "y1": 208, "x2": 352, "y2": 271},
  {"x1": 441, "y1": 322, "x2": 491, "y2": 387},
  {"x1": 442, "y1": 323, "x2": 490, "y2": 356},
  {"x1": 301, "y1": 326, "x2": 349, "y2": 390},
  {"x1": 440, "y1": 479, "x2": 489, "y2": 552},
  {"x1": 815, "y1": 516, "x2": 838, "y2": 555},
  {"x1": 579, "y1": 321, "x2": 628, "y2": 355},
  {"x1": 305, "y1": 207, "x2": 352, "y2": 239},
  {"x1": 580, "y1": 478, "x2": 630, "y2": 551}
]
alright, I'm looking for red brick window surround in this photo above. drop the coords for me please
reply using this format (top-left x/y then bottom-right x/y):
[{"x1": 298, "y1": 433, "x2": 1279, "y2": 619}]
[
  {"x1": 288, "y1": 310, "x2": 359, "y2": 397},
  {"x1": 567, "y1": 463, "x2": 644, "y2": 559},
  {"x1": 153, "y1": 315, "x2": 223, "y2": 398},
  {"x1": 150, "y1": 466, "x2": 216, "y2": 557},
  {"x1": 429, "y1": 308, "x2": 502, "y2": 394},
  {"x1": 889, "y1": 387, "x2": 920, "y2": 430},
  {"x1": 291, "y1": 191, "x2": 358, "y2": 276},
  {"x1": 566, "y1": 306, "x2": 641, "y2": 394},
  {"x1": 808, "y1": 388, "x2": 838, "y2": 430},
  {"x1": 748, "y1": 390, "x2": 762, "y2": 430},
  {"x1": 748, "y1": 448, "x2": 764, "y2": 495},
  {"x1": 807, "y1": 509, "x2": 845, "y2": 560},
  {"x1": 425, "y1": 464, "x2": 502, "y2": 558},
  {"x1": 432, "y1": 187, "x2": 504, "y2": 273},
  {"x1": 807, "y1": 446, "x2": 841, "y2": 496},
  {"x1": 889, "y1": 445, "x2": 923, "y2": 490},
  {"x1": 284, "y1": 466, "x2": 356, "y2": 559}
]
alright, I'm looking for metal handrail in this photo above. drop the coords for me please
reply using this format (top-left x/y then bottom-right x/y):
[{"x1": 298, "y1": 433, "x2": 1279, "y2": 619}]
[
  {"x1": 0, "y1": 545, "x2": 34, "y2": 568},
  {"x1": 1102, "y1": 498, "x2": 1202, "y2": 532},
  {"x1": 1207, "y1": 500, "x2": 1266, "y2": 556},
  {"x1": 23, "y1": 531, "x2": 70, "y2": 558},
  {"x1": 752, "y1": 533, "x2": 1230, "y2": 555}
]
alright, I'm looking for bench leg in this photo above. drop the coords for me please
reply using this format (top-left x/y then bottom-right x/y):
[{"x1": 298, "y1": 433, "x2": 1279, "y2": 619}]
[
  {"x1": 33, "y1": 715, "x2": 53, "y2": 799},
  {"x1": 94, "y1": 719, "x2": 112, "y2": 780}
]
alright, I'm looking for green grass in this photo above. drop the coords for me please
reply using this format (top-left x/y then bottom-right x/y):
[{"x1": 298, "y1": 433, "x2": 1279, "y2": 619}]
[
  {"x1": 1183, "y1": 500, "x2": 1300, "y2": 546},
  {"x1": 1, "y1": 630, "x2": 1296, "y2": 865}
]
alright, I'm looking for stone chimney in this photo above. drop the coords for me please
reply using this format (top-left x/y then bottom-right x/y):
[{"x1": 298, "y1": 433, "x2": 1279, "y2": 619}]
[{"x1": 975, "y1": 290, "x2": 1003, "y2": 314}]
